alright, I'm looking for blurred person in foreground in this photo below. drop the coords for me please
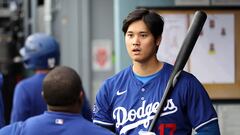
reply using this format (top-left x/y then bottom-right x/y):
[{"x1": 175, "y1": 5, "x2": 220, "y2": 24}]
[{"x1": 0, "y1": 66, "x2": 114, "y2": 135}]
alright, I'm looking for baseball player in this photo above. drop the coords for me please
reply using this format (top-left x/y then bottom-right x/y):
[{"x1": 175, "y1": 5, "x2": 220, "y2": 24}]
[
  {"x1": 93, "y1": 9, "x2": 220, "y2": 135},
  {"x1": 11, "y1": 33, "x2": 92, "y2": 123},
  {"x1": 0, "y1": 73, "x2": 5, "y2": 128},
  {"x1": 0, "y1": 66, "x2": 114, "y2": 135}
]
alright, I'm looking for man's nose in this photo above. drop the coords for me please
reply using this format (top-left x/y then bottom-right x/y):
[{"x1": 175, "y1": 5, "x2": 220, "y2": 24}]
[{"x1": 132, "y1": 36, "x2": 140, "y2": 46}]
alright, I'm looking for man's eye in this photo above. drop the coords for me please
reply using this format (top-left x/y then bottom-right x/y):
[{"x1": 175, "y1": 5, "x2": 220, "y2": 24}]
[
  {"x1": 127, "y1": 34, "x2": 133, "y2": 38},
  {"x1": 141, "y1": 34, "x2": 147, "y2": 38}
]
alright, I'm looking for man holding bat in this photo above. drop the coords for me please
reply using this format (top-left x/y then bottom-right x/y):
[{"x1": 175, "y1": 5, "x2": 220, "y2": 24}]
[{"x1": 93, "y1": 8, "x2": 220, "y2": 135}]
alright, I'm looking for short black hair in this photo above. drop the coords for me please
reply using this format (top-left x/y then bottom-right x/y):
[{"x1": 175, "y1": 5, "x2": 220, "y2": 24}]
[
  {"x1": 43, "y1": 66, "x2": 83, "y2": 106},
  {"x1": 122, "y1": 8, "x2": 164, "y2": 40}
]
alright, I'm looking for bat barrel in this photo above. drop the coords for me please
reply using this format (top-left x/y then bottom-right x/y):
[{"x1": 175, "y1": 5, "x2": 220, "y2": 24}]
[{"x1": 174, "y1": 11, "x2": 207, "y2": 73}]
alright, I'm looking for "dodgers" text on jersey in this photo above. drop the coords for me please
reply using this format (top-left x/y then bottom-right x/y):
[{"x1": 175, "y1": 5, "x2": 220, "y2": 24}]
[{"x1": 113, "y1": 99, "x2": 178, "y2": 135}]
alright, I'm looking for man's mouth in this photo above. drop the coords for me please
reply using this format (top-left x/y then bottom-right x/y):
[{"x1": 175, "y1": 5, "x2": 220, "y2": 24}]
[{"x1": 132, "y1": 48, "x2": 141, "y2": 55}]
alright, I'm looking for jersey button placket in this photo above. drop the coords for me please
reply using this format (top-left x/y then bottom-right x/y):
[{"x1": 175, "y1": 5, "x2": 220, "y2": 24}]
[{"x1": 141, "y1": 88, "x2": 145, "y2": 101}]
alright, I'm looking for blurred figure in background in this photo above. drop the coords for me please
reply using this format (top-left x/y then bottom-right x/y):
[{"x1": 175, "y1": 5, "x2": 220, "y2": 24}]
[
  {"x1": 10, "y1": 33, "x2": 92, "y2": 123},
  {"x1": 10, "y1": 33, "x2": 60, "y2": 123}
]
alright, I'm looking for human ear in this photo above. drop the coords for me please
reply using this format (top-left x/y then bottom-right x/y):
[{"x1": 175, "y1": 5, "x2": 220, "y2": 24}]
[
  {"x1": 156, "y1": 36, "x2": 162, "y2": 46},
  {"x1": 78, "y1": 91, "x2": 84, "y2": 106}
]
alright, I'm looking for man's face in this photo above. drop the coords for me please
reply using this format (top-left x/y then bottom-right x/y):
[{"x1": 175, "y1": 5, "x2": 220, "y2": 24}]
[{"x1": 125, "y1": 20, "x2": 159, "y2": 63}]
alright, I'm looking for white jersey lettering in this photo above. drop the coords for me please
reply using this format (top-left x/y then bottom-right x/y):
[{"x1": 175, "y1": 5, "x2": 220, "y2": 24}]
[{"x1": 113, "y1": 99, "x2": 178, "y2": 135}]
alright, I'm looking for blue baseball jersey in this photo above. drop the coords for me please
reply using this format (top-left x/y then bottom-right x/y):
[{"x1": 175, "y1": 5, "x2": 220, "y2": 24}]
[
  {"x1": 0, "y1": 111, "x2": 114, "y2": 135},
  {"x1": 0, "y1": 73, "x2": 5, "y2": 128},
  {"x1": 93, "y1": 63, "x2": 218, "y2": 135},
  {"x1": 11, "y1": 72, "x2": 93, "y2": 123},
  {"x1": 11, "y1": 73, "x2": 47, "y2": 123},
  {"x1": 0, "y1": 122, "x2": 23, "y2": 135},
  {"x1": 82, "y1": 94, "x2": 93, "y2": 121}
]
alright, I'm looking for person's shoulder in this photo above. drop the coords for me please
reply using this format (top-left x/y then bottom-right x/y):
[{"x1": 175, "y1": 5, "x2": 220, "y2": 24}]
[
  {"x1": 88, "y1": 123, "x2": 114, "y2": 134},
  {"x1": 109, "y1": 66, "x2": 132, "y2": 79},
  {"x1": 180, "y1": 70, "x2": 199, "y2": 83},
  {"x1": 18, "y1": 113, "x2": 55, "y2": 133},
  {"x1": 15, "y1": 73, "x2": 44, "y2": 88},
  {"x1": 80, "y1": 118, "x2": 114, "y2": 135},
  {"x1": 162, "y1": 62, "x2": 200, "y2": 84},
  {"x1": 0, "y1": 122, "x2": 23, "y2": 135},
  {"x1": 163, "y1": 62, "x2": 196, "y2": 79},
  {"x1": 15, "y1": 75, "x2": 34, "y2": 86},
  {"x1": 105, "y1": 66, "x2": 132, "y2": 83},
  {"x1": 160, "y1": 62, "x2": 174, "y2": 74},
  {"x1": 22, "y1": 113, "x2": 46, "y2": 125},
  {"x1": 92, "y1": 125, "x2": 115, "y2": 135}
]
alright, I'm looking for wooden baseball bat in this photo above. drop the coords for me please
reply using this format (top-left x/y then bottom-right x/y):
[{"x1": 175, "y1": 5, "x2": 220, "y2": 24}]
[{"x1": 148, "y1": 10, "x2": 207, "y2": 132}]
